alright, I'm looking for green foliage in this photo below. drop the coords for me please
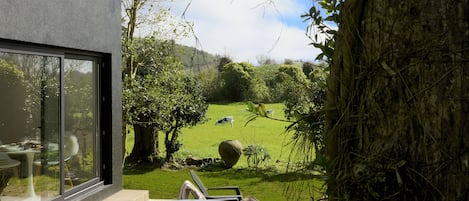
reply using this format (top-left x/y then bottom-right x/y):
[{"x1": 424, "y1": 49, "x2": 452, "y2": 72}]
[
  {"x1": 302, "y1": 62, "x2": 315, "y2": 76},
  {"x1": 217, "y1": 56, "x2": 232, "y2": 72},
  {"x1": 0, "y1": 59, "x2": 24, "y2": 86},
  {"x1": 245, "y1": 64, "x2": 328, "y2": 176},
  {"x1": 277, "y1": 64, "x2": 308, "y2": 83},
  {"x1": 280, "y1": 65, "x2": 327, "y2": 170},
  {"x1": 243, "y1": 144, "x2": 271, "y2": 170},
  {"x1": 302, "y1": 0, "x2": 341, "y2": 62},
  {"x1": 172, "y1": 103, "x2": 291, "y2": 167},
  {"x1": 123, "y1": 168, "x2": 324, "y2": 201},
  {"x1": 64, "y1": 60, "x2": 95, "y2": 134},
  {"x1": 123, "y1": 38, "x2": 180, "y2": 127},
  {"x1": 0, "y1": 58, "x2": 29, "y2": 140},
  {"x1": 193, "y1": 67, "x2": 224, "y2": 102},
  {"x1": 244, "y1": 102, "x2": 290, "y2": 126},
  {"x1": 221, "y1": 62, "x2": 253, "y2": 101},
  {"x1": 255, "y1": 64, "x2": 280, "y2": 102},
  {"x1": 220, "y1": 62, "x2": 269, "y2": 102},
  {"x1": 124, "y1": 102, "x2": 327, "y2": 199},
  {"x1": 174, "y1": 44, "x2": 221, "y2": 71},
  {"x1": 189, "y1": 59, "x2": 325, "y2": 104},
  {"x1": 163, "y1": 74, "x2": 208, "y2": 160},
  {"x1": 122, "y1": 37, "x2": 208, "y2": 161},
  {"x1": 271, "y1": 65, "x2": 312, "y2": 119}
]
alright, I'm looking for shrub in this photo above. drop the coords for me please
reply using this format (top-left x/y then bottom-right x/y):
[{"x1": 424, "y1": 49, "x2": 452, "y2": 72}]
[{"x1": 243, "y1": 144, "x2": 271, "y2": 170}]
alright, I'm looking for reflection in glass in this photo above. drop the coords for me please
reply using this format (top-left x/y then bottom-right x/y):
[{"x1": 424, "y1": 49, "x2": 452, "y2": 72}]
[
  {"x1": 0, "y1": 51, "x2": 100, "y2": 199},
  {"x1": 0, "y1": 51, "x2": 60, "y2": 199},
  {"x1": 64, "y1": 59, "x2": 98, "y2": 190}
]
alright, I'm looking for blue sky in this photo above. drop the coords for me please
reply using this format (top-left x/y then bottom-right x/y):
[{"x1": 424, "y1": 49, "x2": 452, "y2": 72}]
[
  {"x1": 281, "y1": 0, "x2": 312, "y2": 29},
  {"x1": 167, "y1": 0, "x2": 321, "y2": 65}
]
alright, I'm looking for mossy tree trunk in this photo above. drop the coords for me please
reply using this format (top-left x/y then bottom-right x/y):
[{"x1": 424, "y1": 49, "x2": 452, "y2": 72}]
[
  {"x1": 126, "y1": 124, "x2": 160, "y2": 164},
  {"x1": 325, "y1": 0, "x2": 468, "y2": 200}
]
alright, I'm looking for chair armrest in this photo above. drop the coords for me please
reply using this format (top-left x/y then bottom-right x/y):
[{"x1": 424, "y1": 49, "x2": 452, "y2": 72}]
[
  {"x1": 205, "y1": 195, "x2": 242, "y2": 201},
  {"x1": 207, "y1": 186, "x2": 242, "y2": 195}
]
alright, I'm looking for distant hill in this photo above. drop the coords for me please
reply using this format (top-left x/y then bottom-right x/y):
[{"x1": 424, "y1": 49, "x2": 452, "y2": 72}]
[{"x1": 175, "y1": 44, "x2": 221, "y2": 71}]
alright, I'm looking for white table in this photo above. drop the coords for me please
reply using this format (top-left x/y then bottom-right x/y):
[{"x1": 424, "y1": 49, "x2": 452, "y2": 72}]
[{"x1": 5, "y1": 149, "x2": 40, "y2": 201}]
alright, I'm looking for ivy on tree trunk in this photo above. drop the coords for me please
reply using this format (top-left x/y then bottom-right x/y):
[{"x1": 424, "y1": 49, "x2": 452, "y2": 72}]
[{"x1": 325, "y1": 0, "x2": 468, "y2": 200}]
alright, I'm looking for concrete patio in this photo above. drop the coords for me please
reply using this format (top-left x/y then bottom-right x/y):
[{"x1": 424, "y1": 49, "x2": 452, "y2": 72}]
[{"x1": 103, "y1": 189, "x2": 211, "y2": 201}]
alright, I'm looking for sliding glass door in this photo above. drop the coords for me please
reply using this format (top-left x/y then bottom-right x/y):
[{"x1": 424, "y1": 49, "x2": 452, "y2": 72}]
[
  {"x1": 0, "y1": 49, "x2": 100, "y2": 200},
  {"x1": 63, "y1": 58, "x2": 99, "y2": 191}
]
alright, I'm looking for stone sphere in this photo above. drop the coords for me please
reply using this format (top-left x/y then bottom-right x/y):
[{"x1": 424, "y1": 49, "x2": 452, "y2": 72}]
[{"x1": 218, "y1": 140, "x2": 243, "y2": 168}]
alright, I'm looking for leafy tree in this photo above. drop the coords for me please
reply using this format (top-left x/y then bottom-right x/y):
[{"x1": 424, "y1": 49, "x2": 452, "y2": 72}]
[
  {"x1": 256, "y1": 63, "x2": 280, "y2": 102},
  {"x1": 245, "y1": 64, "x2": 328, "y2": 179},
  {"x1": 217, "y1": 56, "x2": 232, "y2": 73},
  {"x1": 121, "y1": 0, "x2": 205, "y2": 165},
  {"x1": 194, "y1": 67, "x2": 223, "y2": 102},
  {"x1": 162, "y1": 74, "x2": 208, "y2": 161},
  {"x1": 277, "y1": 64, "x2": 307, "y2": 83},
  {"x1": 0, "y1": 59, "x2": 29, "y2": 143},
  {"x1": 283, "y1": 58, "x2": 294, "y2": 65},
  {"x1": 123, "y1": 38, "x2": 208, "y2": 164},
  {"x1": 121, "y1": 0, "x2": 187, "y2": 162},
  {"x1": 272, "y1": 64, "x2": 311, "y2": 115},
  {"x1": 221, "y1": 62, "x2": 251, "y2": 101},
  {"x1": 302, "y1": 62, "x2": 315, "y2": 77},
  {"x1": 175, "y1": 44, "x2": 221, "y2": 71},
  {"x1": 122, "y1": 0, "x2": 179, "y2": 79},
  {"x1": 122, "y1": 38, "x2": 177, "y2": 164},
  {"x1": 221, "y1": 62, "x2": 269, "y2": 102}
]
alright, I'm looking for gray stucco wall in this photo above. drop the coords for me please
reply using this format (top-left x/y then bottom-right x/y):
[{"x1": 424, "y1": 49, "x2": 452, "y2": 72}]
[
  {"x1": 0, "y1": 0, "x2": 122, "y2": 200},
  {"x1": 0, "y1": 0, "x2": 120, "y2": 53}
]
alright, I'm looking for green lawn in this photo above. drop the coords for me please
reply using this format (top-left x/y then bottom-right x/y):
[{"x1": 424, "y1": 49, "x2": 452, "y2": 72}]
[
  {"x1": 176, "y1": 102, "x2": 293, "y2": 167},
  {"x1": 124, "y1": 102, "x2": 325, "y2": 200},
  {"x1": 123, "y1": 168, "x2": 324, "y2": 200}
]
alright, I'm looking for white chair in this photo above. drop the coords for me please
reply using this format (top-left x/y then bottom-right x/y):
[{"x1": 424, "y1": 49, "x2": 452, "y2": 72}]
[
  {"x1": 178, "y1": 180, "x2": 206, "y2": 200},
  {"x1": 34, "y1": 134, "x2": 79, "y2": 186}
]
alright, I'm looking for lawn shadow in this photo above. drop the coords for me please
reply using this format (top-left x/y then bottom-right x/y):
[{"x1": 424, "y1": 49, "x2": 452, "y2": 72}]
[
  {"x1": 210, "y1": 101, "x2": 247, "y2": 105},
  {"x1": 123, "y1": 161, "x2": 164, "y2": 175},
  {"x1": 197, "y1": 166, "x2": 324, "y2": 183},
  {"x1": 200, "y1": 161, "x2": 231, "y2": 171}
]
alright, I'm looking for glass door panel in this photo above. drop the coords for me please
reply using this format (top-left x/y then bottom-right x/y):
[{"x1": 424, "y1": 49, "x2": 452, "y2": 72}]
[
  {"x1": 63, "y1": 58, "x2": 98, "y2": 190},
  {"x1": 0, "y1": 51, "x2": 60, "y2": 200}
]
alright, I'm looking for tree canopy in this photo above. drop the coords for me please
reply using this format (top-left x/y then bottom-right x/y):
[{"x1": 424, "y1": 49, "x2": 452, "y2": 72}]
[
  {"x1": 220, "y1": 62, "x2": 269, "y2": 102},
  {"x1": 121, "y1": 0, "x2": 207, "y2": 164}
]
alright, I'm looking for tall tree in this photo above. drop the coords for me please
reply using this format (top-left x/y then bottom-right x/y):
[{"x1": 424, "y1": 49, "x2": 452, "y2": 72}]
[
  {"x1": 302, "y1": 62, "x2": 315, "y2": 77},
  {"x1": 121, "y1": 0, "x2": 199, "y2": 164},
  {"x1": 163, "y1": 75, "x2": 208, "y2": 161},
  {"x1": 123, "y1": 38, "x2": 176, "y2": 164},
  {"x1": 123, "y1": 38, "x2": 207, "y2": 164},
  {"x1": 121, "y1": 0, "x2": 151, "y2": 162},
  {"x1": 273, "y1": 64, "x2": 312, "y2": 117},
  {"x1": 0, "y1": 59, "x2": 29, "y2": 143},
  {"x1": 321, "y1": 0, "x2": 469, "y2": 200},
  {"x1": 122, "y1": 0, "x2": 186, "y2": 77},
  {"x1": 217, "y1": 56, "x2": 232, "y2": 73},
  {"x1": 221, "y1": 62, "x2": 269, "y2": 102}
]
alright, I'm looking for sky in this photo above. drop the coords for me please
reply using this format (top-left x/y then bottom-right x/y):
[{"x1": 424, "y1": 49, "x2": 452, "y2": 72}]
[{"x1": 166, "y1": 0, "x2": 322, "y2": 65}]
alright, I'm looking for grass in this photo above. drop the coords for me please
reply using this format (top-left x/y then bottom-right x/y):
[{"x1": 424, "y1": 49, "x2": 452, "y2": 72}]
[
  {"x1": 124, "y1": 102, "x2": 326, "y2": 200},
  {"x1": 123, "y1": 168, "x2": 325, "y2": 200},
  {"x1": 176, "y1": 102, "x2": 293, "y2": 167}
]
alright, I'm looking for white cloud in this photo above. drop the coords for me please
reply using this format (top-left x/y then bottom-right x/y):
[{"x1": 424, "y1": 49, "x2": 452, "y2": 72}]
[{"x1": 168, "y1": 0, "x2": 321, "y2": 65}]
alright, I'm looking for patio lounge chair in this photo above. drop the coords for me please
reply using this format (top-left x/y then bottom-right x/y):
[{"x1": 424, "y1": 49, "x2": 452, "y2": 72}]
[{"x1": 190, "y1": 170, "x2": 243, "y2": 201}]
